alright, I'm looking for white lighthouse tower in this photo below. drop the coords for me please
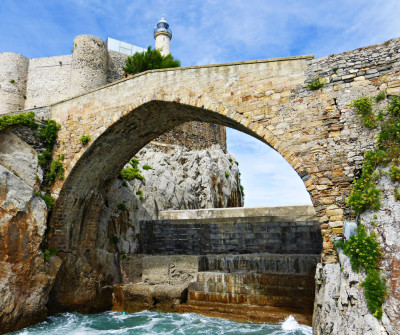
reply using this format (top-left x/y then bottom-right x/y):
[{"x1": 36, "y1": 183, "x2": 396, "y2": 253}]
[{"x1": 154, "y1": 15, "x2": 172, "y2": 56}]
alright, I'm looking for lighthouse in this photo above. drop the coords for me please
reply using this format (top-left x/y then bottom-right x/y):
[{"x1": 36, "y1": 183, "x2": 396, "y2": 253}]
[{"x1": 154, "y1": 15, "x2": 172, "y2": 56}]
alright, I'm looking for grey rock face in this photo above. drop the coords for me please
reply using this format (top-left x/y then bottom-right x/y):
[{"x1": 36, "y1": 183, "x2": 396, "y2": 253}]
[
  {"x1": 0, "y1": 164, "x2": 61, "y2": 334},
  {"x1": 96, "y1": 144, "x2": 243, "y2": 255},
  {"x1": 313, "y1": 166, "x2": 400, "y2": 335},
  {"x1": 0, "y1": 131, "x2": 43, "y2": 190}
]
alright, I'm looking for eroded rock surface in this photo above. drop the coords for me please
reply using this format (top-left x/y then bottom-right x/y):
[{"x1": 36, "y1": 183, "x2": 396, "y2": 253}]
[
  {"x1": 0, "y1": 164, "x2": 61, "y2": 334},
  {"x1": 313, "y1": 167, "x2": 400, "y2": 335},
  {"x1": 97, "y1": 144, "x2": 243, "y2": 255}
]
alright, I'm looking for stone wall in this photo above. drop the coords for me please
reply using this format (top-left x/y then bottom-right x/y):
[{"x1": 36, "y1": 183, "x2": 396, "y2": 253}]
[{"x1": 140, "y1": 217, "x2": 322, "y2": 255}]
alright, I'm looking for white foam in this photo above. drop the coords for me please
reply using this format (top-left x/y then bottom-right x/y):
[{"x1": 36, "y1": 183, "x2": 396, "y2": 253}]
[{"x1": 281, "y1": 315, "x2": 313, "y2": 335}]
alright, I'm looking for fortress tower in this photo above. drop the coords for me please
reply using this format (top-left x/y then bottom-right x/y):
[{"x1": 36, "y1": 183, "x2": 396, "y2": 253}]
[{"x1": 154, "y1": 15, "x2": 172, "y2": 56}]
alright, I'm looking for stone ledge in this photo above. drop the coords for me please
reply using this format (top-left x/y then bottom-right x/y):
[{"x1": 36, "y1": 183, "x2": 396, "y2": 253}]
[{"x1": 158, "y1": 205, "x2": 317, "y2": 222}]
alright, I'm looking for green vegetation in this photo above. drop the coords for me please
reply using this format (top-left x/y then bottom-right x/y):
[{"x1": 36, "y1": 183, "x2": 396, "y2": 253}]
[
  {"x1": 79, "y1": 135, "x2": 91, "y2": 145},
  {"x1": 136, "y1": 189, "x2": 143, "y2": 200},
  {"x1": 39, "y1": 120, "x2": 61, "y2": 150},
  {"x1": 375, "y1": 90, "x2": 386, "y2": 102},
  {"x1": 123, "y1": 46, "x2": 180, "y2": 75},
  {"x1": 0, "y1": 111, "x2": 38, "y2": 130},
  {"x1": 120, "y1": 158, "x2": 145, "y2": 181},
  {"x1": 225, "y1": 171, "x2": 230, "y2": 178},
  {"x1": 38, "y1": 193, "x2": 55, "y2": 209},
  {"x1": 347, "y1": 96, "x2": 400, "y2": 214},
  {"x1": 46, "y1": 158, "x2": 65, "y2": 184},
  {"x1": 395, "y1": 187, "x2": 400, "y2": 201},
  {"x1": 43, "y1": 246, "x2": 58, "y2": 262},
  {"x1": 307, "y1": 77, "x2": 326, "y2": 90},
  {"x1": 389, "y1": 166, "x2": 400, "y2": 182},
  {"x1": 335, "y1": 225, "x2": 386, "y2": 318},
  {"x1": 142, "y1": 164, "x2": 152, "y2": 170},
  {"x1": 338, "y1": 95, "x2": 400, "y2": 319},
  {"x1": 350, "y1": 96, "x2": 376, "y2": 128},
  {"x1": 9, "y1": 79, "x2": 16, "y2": 84},
  {"x1": 332, "y1": 67, "x2": 339, "y2": 73},
  {"x1": 111, "y1": 235, "x2": 119, "y2": 244},
  {"x1": 117, "y1": 203, "x2": 126, "y2": 210}
]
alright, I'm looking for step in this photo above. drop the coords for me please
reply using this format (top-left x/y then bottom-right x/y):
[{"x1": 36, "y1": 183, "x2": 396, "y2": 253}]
[{"x1": 188, "y1": 271, "x2": 315, "y2": 310}]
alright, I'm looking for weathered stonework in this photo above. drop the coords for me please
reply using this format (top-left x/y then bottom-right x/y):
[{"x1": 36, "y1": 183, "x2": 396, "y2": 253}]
[{"x1": 37, "y1": 37, "x2": 400, "y2": 266}]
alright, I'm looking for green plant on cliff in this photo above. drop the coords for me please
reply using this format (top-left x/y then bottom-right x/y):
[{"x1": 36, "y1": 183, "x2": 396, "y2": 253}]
[
  {"x1": 120, "y1": 158, "x2": 145, "y2": 181},
  {"x1": 0, "y1": 111, "x2": 38, "y2": 130},
  {"x1": 389, "y1": 166, "x2": 400, "y2": 182},
  {"x1": 375, "y1": 90, "x2": 386, "y2": 102},
  {"x1": 79, "y1": 135, "x2": 91, "y2": 145},
  {"x1": 350, "y1": 96, "x2": 377, "y2": 128},
  {"x1": 123, "y1": 46, "x2": 180, "y2": 75},
  {"x1": 36, "y1": 193, "x2": 55, "y2": 209},
  {"x1": 347, "y1": 96, "x2": 400, "y2": 215},
  {"x1": 142, "y1": 164, "x2": 152, "y2": 170},
  {"x1": 46, "y1": 158, "x2": 65, "y2": 184},
  {"x1": 39, "y1": 120, "x2": 61, "y2": 150},
  {"x1": 43, "y1": 246, "x2": 58, "y2": 262},
  {"x1": 335, "y1": 225, "x2": 386, "y2": 318},
  {"x1": 307, "y1": 77, "x2": 326, "y2": 90}
]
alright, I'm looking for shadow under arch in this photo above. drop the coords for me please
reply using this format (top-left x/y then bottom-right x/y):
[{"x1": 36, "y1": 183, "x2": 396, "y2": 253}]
[{"x1": 48, "y1": 100, "x2": 312, "y2": 252}]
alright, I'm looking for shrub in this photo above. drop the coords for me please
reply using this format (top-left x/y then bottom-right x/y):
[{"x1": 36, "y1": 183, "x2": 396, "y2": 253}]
[
  {"x1": 40, "y1": 194, "x2": 55, "y2": 209},
  {"x1": 395, "y1": 187, "x2": 400, "y2": 201},
  {"x1": 375, "y1": 91, "x2": 386, "y2": 102},
  {"x1": 387, "y1": 96, "x2": 400, "y2": 116},
  {"x1": 362, "y1": 271, "x2": 387, "y2": 319},
  {"x1": 307, "y1": 77, "x2": 325, "y2": 90},
  {"x1": 9, "y1": 79, "x2": 15, "y2": 84},
  {"x1": 120, "y1": 158, "x2": 145, "y2": 181},
  {"x1": 117, "y1": 203, "x2": 126, "y2": 210},
  {"x1": 225, "y1": 171, "x2": 230, "y2": 178},
  {"x1": 46, "y1": 159, "x2": 64, "y2": 184},
  {"x1": 79, "y1": 135, "x2": 91, "y2": 145},
  {"x1": 389, "y1": 166, "x2": 400, "y2": 182},
  {"x1": 39, "y1": 120, "x2": 61, "y2": 150},
  {"x1": 335, "y1": 225, "x2": 386, "y2": 318},
  {"x1": 142, "y1": 164, "x2": 152, "y2": 170},
  {"x1": 38, "y1": 149, "x2": 52, "y2": 167},
  {"x1": 43, "y1": 246, "x2": 58, "y2": 262},
  {"x1": 350, "y1": 96, "x2": 376, "y2": 128},
  {"x1": 123, "y1": 46, "x2": 180, "y2": 75},
  {"x1": 111, "y1": 235, "x2": 119, "y2": 244},
  {"x1": 120, "y1": 168, "x2": 145, "y2": 181},
  {"x1": 0, "y1": 111, "x2": 38, "y2": 130},
  {"x1": 136, "y1": 189, "x2": 143, "y2": 200},
  {"x1": 341, "y1": 225, "x2": 381, "y2": 273}
]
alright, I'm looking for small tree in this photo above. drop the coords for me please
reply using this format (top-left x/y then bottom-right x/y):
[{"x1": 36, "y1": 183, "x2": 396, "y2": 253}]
[{"x1": 123, "y1": 46, "x2": 180, "y2": 75}]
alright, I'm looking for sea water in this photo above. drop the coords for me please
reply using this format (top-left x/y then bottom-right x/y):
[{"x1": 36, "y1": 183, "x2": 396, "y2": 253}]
[{"x1": 10, "y1": 311, "x2": 312, "y2": 335}]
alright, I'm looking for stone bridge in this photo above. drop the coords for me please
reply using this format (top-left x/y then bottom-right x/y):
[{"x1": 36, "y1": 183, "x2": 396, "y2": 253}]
[{"x1": 43, "y1": 37, "x2": 400, "y2": 264}]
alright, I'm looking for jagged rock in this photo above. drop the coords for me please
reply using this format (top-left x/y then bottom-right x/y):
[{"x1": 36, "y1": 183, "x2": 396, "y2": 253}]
[
  {"x1": 113, "y1": 283, "x2": 188, "y2": 313},
  {"x1": 47, "y1": 249, "x2": 121, "y2": 314},
  {"x1": 97, "y1": 144, "x2": 243, "y2": 254},
  {"x1": 313, "y1": 166, "x2": 400, "y2": 335},
  {"x1": 0, "y1": 164, "x2": 60, "y2": 334},
  {"x1": 0, "y1": 131, "x2": 43, "y2": 190}
]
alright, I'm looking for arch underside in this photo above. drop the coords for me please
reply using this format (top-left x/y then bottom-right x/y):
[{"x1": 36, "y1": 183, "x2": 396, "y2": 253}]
[{"x1": 49, "y1": 100, "x2": 311, "y2": 252}]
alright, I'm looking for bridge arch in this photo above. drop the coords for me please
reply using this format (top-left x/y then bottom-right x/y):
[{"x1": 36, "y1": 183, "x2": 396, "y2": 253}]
[{"x1": 48, "y1": 98, "x2": 313, "y2": 254}]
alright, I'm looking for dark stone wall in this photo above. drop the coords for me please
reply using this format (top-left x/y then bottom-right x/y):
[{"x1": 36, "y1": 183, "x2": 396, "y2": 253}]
[{"x1": 140, "y1": 217, "x2": 322, "y2": 255}]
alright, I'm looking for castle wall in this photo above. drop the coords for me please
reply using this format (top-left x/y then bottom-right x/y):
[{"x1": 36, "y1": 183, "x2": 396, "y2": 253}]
[
  {"x1": 0, "y1": 52, "x2": 29, "y2": 114},
  {"x1": 0, "y1": 35, "x2": 227, "y2": 150},
  {"x1": 25, "y1": 55, "x2": 72, "y2": 109}
]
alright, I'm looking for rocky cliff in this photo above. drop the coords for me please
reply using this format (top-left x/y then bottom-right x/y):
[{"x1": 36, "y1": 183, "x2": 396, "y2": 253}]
[
  {"x1": 313, "y1": 166, "x2": 400, "y2": 335},
  {"x1": 0, "y1": 132, "x2": 61, "y2": 334},
  {"x1": 0, "y1": 125, "x2": 243, "y2": 332}
]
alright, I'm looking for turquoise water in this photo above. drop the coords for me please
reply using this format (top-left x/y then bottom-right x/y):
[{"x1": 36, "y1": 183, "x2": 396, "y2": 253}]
[{"x1": 11, "y1": 311, "x2": 312, "y2": 335}]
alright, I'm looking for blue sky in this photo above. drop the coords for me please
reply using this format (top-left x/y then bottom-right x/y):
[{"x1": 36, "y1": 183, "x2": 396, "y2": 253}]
[{"x1": 1, "y1": 0, "x2": 400, "y2": 207}]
